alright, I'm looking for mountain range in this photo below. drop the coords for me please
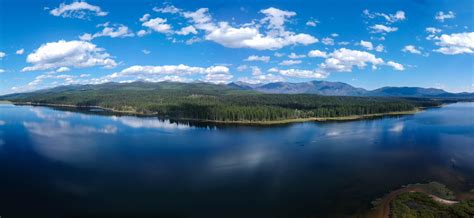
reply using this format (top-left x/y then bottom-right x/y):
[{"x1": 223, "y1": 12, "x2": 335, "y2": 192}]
[
  {"x1": 228, "y1": 80, "x2": 474, "y2": 98},
  {"x1": 2, "y1": 80, "x2": 473, "y2": 99}
]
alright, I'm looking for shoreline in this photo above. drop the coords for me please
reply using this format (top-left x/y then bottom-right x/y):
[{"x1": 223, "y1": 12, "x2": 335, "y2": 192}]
[
  {"x1": 366, "y1": 182, "x2": 474, "y2": 218},
  {"x1": 9, "y1": 101, "x2": 422, "y2": 125}
]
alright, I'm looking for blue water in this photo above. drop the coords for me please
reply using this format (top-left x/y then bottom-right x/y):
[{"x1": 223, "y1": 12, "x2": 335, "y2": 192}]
[{"x1": 0, "y1": 102, "x2": 473, "y2": 217}]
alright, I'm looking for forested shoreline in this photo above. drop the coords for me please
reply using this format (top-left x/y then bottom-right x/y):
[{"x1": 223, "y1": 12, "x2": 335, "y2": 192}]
[{"x1": 1, "y1": 82, "x2": 445, "y2": 123}]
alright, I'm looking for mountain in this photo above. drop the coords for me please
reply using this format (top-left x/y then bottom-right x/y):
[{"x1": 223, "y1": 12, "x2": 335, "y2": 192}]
[
  {"x1": 369, "y1": 87, "x2": 448, "y2": 97},
  {"x1": 3, "y1": 80, "x2": 473, "y2": 100},
  {"x1": 231, "y1": 81, "x2": 369, "y2": 96},
  {"x1": 229, "y1": 81, "x2": 474, "y2": 98}
]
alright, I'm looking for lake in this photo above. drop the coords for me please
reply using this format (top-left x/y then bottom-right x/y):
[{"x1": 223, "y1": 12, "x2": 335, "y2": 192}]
[{"x1": 0, "y1": 102, "x2": 473, "y2": 217}]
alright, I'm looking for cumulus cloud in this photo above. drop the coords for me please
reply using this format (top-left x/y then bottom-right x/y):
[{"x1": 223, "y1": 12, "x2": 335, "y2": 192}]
[
  {"x1": 238, "y1": 73, "x2": 285, "y2": 84},
  {"x1": 116, "y1": 65, "x2": 229, "y2": 76},
  {"x1": 363, "y1": 9, "x2": 405, "y2": 23},
  {"x1": 142, "y1": 17, "x2": 172, "y2": 33},
  {"x1": 434, "y1": 32, "x2": 474, "y2": 55},
  {"x1": 109, "y1": 64, "x2": 232, "y2": 84},
  {"x1": 278, "y1": 69, "x2": 328, "y2": 79},
  {"x1": 16, "y1": 49, "x2": 24, "y2": 55},
  {"x1": 176, "y1": 26, "x2": 198, "y2": 35},
  {"x1": 0, "y1": 69, "x2": 5, "y2": 73},
  {"x1": 203, "y1": 73, "x2": 233, "y2": 84},
  {"x1": 386, "y1": 61, "x2": 404, "y2": 71},
  {"x1": 360, "y1": 40, "x2": 374, "y2": 50},
  {"x1": 22, "y1": 40, "x2": 117, "y2": 72},
  {"x1": 0, "y1": 52, "x2": 5, "y2": 59},
  {"x1": 244, "y1": 55, "x2": 270, "y2": 62},
  {"x1": 142, "y1": 49, "x2": 151, "y2": 55},
  {"x1": 402, "y1": 45, "x2": 422, "y2": 54},
  {"x1": 426, "y1": 27, "x2": 442, "y2": 34},
  {"x1": 308, "y1": 50, "x2": 327, "y2": 58},
  {"x1": 80, "y1": 23, "x2": 134, "y2": 40},
  {"x1": 153, "y1": 5, "x2": 181, "y2": 14},
  {"x1": 319, "y1": 48, "x2": 384, "y2": 72},
  {"x1": 56, "y1": 67, "x2": 70, "y2": 73},
  {"x1": 180, "y1": 7, "x2": 318, "y2": 50},
  {"x1": 374, "y1": 44, "x2": 384, "y2": 52},
  {"x1": 435, "y1": 11, "x2": 455, "y2": 22},
  {"x1": 279, "y1": 60, "x2": 302, "y2": 66},
  {"x1": 49, "y1": 1, "x2": 107, "y2": 19},
  {"x1": 322, "y1": 37, "x2": 335, "y2": 45},
  {"x1": 306, "y1": 19, "x2": 319, "y2": 27},
  {"x1": 370, "y1": 24, "x2": 398, "y2": 33},
  {"x1": 288, "y1": 52, "x2": 306, "y2": 59}
]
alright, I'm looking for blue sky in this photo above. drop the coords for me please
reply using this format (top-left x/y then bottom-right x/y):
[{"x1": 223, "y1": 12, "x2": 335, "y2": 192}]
[{"x1": 0, "y1": 0, "x2": 473, "y2": 94}]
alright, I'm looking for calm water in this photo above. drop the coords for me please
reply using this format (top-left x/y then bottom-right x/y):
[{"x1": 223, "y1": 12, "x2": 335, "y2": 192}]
[{"x1": 0, "y1": 102, "x2": 473, "y2": 217}]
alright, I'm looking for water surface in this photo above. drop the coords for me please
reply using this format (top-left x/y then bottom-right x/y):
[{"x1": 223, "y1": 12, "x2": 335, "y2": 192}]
[{"x1": 1, "y1": 102, "x2": 473, "y2": 217}]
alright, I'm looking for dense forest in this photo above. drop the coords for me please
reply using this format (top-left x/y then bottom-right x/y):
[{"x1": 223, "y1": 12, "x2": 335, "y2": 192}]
[{"x1": 1, "y1": 81, "x2": 445, "y2": 122}]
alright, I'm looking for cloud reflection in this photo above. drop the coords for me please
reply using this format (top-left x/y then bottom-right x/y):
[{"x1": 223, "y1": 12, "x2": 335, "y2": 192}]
[
  {"x1": 389, "y1": 123, "x2": 404, "y2": 132},
  {"x1": 113, "y1": 116, "x2": 192, "y2": 130}
]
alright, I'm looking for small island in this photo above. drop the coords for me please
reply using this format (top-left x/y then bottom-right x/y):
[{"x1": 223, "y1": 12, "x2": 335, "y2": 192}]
[
  {"x1": 368, "y1": 182, "x2": 474, "y2": 217},
  {"x1": 0, "y1": 81, "x2": 451, "y2": 125}
]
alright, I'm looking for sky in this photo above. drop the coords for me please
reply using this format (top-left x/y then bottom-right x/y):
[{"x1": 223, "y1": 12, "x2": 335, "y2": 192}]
[{"x1": 0, "y1": 0, "x2": 473, "y2": 94}]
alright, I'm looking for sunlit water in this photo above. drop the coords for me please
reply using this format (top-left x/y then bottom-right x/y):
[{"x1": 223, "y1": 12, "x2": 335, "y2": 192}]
[{"x1": 0, "y1": 102, "x2": 473, "y2": 217}]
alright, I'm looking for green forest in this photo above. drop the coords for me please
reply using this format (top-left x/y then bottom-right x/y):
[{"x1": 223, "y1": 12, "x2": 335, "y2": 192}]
[{"x1": 1, "y1": 82, "x2": 445, "y2": 123}]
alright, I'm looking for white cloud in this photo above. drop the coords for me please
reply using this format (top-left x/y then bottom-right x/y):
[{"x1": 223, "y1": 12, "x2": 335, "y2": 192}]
[
  {"x1": 426, "y1": 27, "x2": 442, "y2": 34},
  {"x1": 374, "y1": 44, "x2": 384, "y2": 52},
  {"x1": 319, "y1": 48, "x2": 384, "y2": 72},
  {"x1": 139, "y1": 14, "x2": 150, "y2": 22},
  {"x1": 279, "y1": 60, "x2": 302, "y2": 66},
  {"x1": 49, "y1": 1, "x2": 107, "y2": 19},
  {"x1": 22, "y1": 40, "x2": 117, "y2": 72},
  {"x1": 0, "y1": 52, "x2": 5, "y2": 59},
  {"x1": 142, "y1": 17, "x2": 172, "y2": 33},
  {"x1": 176, "y1": 25, "x2": 198, "y2": 35},
  {"x1": 56, "y1": 67, "x2": 70, "y2": 73},
  {"x1": 434, "y1": 32, "x2": 474, "y2": 55},
  {"x1": 137, "y1": 30, "x2": 150, "y2": 37},
  {"x1": 435, "y1": 11, "x2": 455, "y2": 22},
  {"x1": 153, "y1": 5, "x2": 181, "y2": 14},
  {"x1": 0, "y1": 69, "x2": 5, "y2": 73},
  {"x1": 306, "y1": 20, "x2": 318, "y2": 27},
  {"x1": 16, "y1": 49, "x2": 25, "y2": 55},
  {"x1": 363, "y1": 9, "x2": 405, "y2": 23},
  {"x1": 360, "y1": 40, "x2": 374, "y2": 50},
  {"x1": 238, "y1": 73, "x2": 285, "y2": 84},
  {"x1": 117, "y1": 64, "x2": 229, "y2": 77},
  {"x1": 278, "y1": 69, "x2": 328, "y2": 79},
  {"x1": 236, "y1": 65, "x2": 248, "y2": 72},
  {"x1": 183, "y1": 7, "x2": 317, "y2": 50},
  {"x1": 370, "y1": 24, "x2": 398, "y2": 33},
  {"x1": 142, "y1": 49, "x2": 151, "y2": 54},
  {"x1": 274, "y1": 52, "x2": 285, "y2": 57},
  {"x1": 402, "y1": 45, "x2": 422, "y2": 54},
  {"x1": 386, "y1": 61, "x2": 404, "y2": 71},
  {"x1": 244, "y1": 55, "x2": 270, "y2": 62},
  {"x1": 288, "y1": 52, "x2": 306, "y2": 59},
  {"x1": 203, "y1": 73, "x2": 233, "y2": 84},
  {"x1": 80, "y1": 23, "x2": 134, "y2": 40},
  {"x1": 308, "y1": 50, "x2": 327, "y2": 58},
  {"x1": 322, "y1": 37, "x2": 334, "y2": 45},
  {"x1": 205, "y1": 21, "x2": 317, "y2": 50},
  {"x1": 250, "y1": 66, "x2": 262, "y2": 75}
]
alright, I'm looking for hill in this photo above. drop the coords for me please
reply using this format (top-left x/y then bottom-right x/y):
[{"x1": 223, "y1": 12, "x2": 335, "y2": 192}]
[{"x1": 0, "y1": 81, "x2": 444, "y2": 124}]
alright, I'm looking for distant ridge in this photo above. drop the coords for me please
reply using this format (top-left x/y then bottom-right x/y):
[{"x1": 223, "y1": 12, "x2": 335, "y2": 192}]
[
  {"x1": 2, "y1": 80, "x2": 473, "y2": 99},
  {"x1": 229, "y1": 81, "x2": 474, "y2": 98}
]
